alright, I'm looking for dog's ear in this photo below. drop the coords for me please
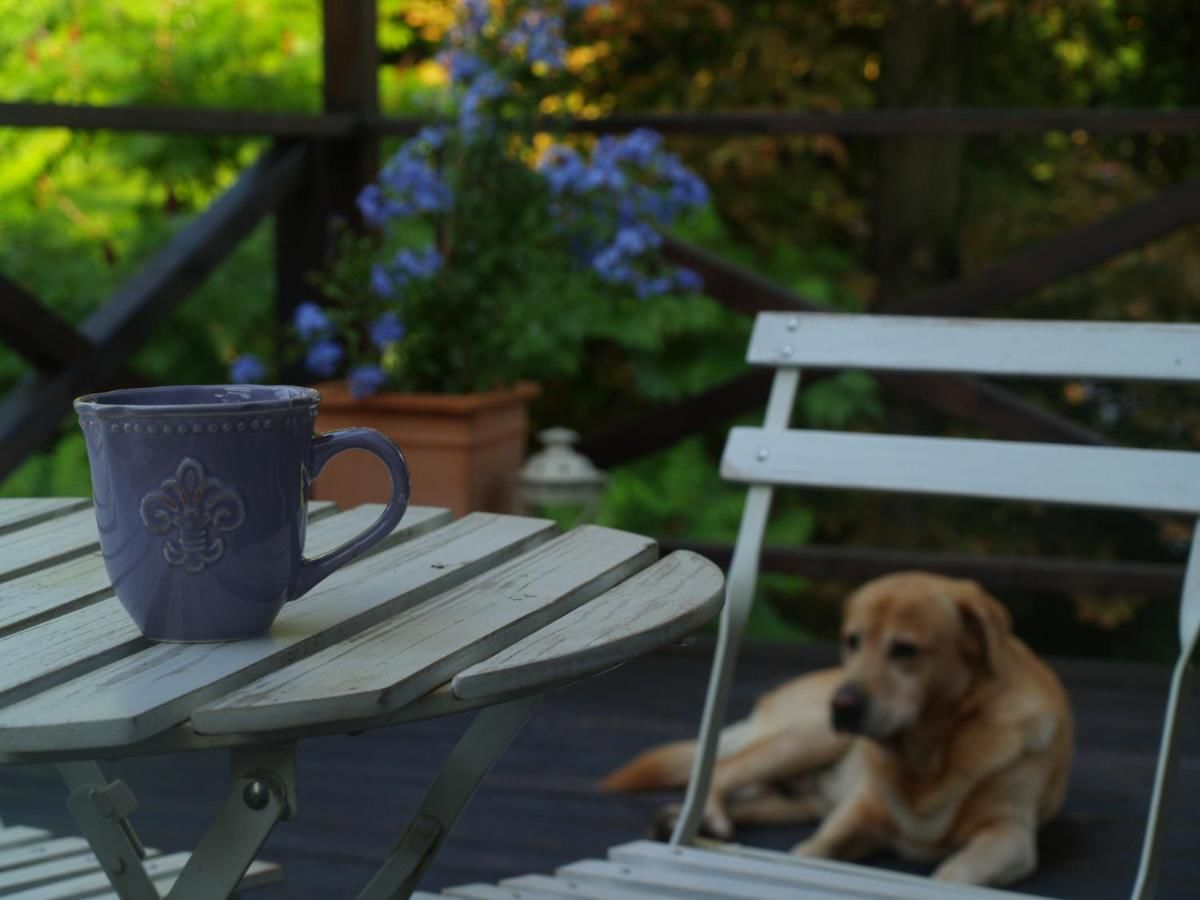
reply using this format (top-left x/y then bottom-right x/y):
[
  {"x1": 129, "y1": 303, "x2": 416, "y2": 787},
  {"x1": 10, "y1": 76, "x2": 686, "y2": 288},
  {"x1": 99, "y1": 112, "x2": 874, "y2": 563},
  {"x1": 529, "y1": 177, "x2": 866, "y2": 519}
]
[{"x1": 950, "y1": 580, "x2": 1011, "y2": 676}]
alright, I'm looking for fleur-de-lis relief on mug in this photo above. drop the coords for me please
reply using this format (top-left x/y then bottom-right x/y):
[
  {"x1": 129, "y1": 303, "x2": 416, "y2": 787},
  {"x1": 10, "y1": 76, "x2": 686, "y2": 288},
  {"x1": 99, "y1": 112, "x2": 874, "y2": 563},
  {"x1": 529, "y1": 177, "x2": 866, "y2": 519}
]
[{"x1": 140, "y1": 457, "x2": 246, "y2": 573}]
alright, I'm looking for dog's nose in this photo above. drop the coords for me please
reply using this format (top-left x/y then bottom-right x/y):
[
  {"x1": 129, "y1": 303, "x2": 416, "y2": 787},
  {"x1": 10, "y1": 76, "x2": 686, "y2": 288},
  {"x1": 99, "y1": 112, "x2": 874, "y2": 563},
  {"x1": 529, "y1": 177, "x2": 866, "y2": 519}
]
[{"x1": 831, "y1": 683, "x2": 868, "y2": 733}]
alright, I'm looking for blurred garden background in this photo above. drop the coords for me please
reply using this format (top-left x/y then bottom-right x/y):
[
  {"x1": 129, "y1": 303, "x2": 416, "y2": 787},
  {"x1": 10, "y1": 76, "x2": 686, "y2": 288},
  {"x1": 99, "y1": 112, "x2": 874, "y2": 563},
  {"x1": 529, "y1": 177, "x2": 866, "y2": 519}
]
[{"x1": 2, "y1": 0, "x2": 1199, "y2": 659}]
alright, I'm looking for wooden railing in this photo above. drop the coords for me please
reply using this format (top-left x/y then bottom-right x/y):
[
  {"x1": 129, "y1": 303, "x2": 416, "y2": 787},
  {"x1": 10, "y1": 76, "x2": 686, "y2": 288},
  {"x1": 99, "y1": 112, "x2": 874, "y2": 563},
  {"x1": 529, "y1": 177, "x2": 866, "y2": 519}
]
[{"x1": 2, "y1": 1, "x2": 1197, "y2": 600}]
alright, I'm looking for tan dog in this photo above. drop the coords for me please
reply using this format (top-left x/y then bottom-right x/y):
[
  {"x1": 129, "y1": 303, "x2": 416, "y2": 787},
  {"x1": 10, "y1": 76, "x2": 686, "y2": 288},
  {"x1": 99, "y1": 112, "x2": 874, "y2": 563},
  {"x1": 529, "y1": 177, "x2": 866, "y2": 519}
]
[{"x1": 603, "y1": 572, "x2": 1073, "y2": 888}]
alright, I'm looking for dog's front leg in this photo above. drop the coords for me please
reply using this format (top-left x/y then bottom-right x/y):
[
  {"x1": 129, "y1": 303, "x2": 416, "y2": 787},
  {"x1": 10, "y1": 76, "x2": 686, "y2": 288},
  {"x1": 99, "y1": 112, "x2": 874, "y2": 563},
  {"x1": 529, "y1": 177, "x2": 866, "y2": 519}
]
[
  {"x1": 702, "y1": 729, "x2": 847, "y2": 839},
  {"x1": 932, "y1": 819, "x2": 1036, "y2": 887},
  {"x1": 791, "y1": 783, "x2": 888, "y2": 862}
]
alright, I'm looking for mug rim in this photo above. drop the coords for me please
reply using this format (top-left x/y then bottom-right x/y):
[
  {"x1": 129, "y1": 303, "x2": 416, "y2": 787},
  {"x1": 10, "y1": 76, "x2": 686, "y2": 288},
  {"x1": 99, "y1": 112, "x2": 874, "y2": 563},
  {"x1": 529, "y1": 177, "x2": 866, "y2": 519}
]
[{"x1": 74, "y1": 384, "x2": 320, "y2": 419}]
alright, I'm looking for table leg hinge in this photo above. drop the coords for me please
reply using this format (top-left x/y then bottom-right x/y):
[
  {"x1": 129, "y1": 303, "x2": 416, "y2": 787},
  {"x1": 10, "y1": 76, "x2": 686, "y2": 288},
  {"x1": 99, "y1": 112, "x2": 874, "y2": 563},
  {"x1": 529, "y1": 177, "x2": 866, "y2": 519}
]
[
  {"x1": 230, "y1": 743, "x2": 298, "y2": 820},
  {"x1": 90, "y1": 778, "x2": 140, "y2": 822}
]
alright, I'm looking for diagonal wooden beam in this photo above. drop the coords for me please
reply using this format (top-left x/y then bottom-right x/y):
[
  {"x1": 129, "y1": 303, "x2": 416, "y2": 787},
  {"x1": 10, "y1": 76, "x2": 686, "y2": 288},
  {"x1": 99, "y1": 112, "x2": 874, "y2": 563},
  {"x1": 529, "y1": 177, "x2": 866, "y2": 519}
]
[
  {"x1": 888, "y1": 176, "x2": 1200, "y2": 317},
  {"x1": 579, "y1": 368, "x2": 774, "y2": 469},
  {"x1": 581, "y1": 236, "x2": 1116, "y2": 469},
  {"x1": 0, "y1": 274, "x2": 93, "y2": 371},
  {"x1": 0, "y1": 142, "x2": 307, "y2": 481},
  {"x1": 0, "y1": 273, "x2": 143, "y2": 385},
  {"x1": 662, "y1": 237, "x2": 821, "y2": 314}
]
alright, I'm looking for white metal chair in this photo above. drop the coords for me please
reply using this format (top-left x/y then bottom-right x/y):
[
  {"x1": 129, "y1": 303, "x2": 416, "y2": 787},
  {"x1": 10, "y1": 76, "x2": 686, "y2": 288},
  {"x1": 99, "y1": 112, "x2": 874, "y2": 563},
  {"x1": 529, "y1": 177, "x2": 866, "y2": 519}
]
[{"x1": 423, "y1": 312, "x2": 1200, "y2": 899}]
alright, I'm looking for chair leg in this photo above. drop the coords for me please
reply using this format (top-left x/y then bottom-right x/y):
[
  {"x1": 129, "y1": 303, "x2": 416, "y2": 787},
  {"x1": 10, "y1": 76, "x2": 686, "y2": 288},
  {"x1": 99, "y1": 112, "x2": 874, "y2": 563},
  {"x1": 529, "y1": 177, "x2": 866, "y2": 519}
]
[
  {"x1": 672, "y1": 485, "x2": 774, "y2": 845},
  {"x1": 1131, "y1": 629, "x2": 1198, "y2": 900}
]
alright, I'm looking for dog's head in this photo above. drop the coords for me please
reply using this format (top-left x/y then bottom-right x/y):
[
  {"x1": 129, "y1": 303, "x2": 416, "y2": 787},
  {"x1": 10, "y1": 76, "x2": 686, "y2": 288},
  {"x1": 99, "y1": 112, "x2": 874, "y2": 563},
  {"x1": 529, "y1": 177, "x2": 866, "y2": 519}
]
[{"x1": 831, "y1": 571, "x2": 1012, "y2": 741}]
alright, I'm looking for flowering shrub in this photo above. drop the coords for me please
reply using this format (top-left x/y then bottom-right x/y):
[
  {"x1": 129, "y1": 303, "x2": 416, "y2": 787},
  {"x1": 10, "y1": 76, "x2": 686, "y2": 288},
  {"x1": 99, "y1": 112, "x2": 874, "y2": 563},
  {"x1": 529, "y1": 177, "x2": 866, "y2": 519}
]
[{"x1": 231, "y1": 0, "x2": 708, "y2": 397}]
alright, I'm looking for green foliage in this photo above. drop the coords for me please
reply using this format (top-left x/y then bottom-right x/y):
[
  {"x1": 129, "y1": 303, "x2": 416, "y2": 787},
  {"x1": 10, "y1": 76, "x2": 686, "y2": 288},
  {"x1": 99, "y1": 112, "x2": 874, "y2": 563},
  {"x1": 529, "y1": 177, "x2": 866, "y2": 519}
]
[{"x1": 3, "y1": 1, "x2": 1199, "y2": 659}]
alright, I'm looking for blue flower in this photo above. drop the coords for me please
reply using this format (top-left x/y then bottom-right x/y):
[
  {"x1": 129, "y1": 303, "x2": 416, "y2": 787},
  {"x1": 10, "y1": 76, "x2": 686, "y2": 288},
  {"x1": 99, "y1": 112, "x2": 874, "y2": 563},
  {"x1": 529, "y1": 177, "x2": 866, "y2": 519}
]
[
  {"x1": 373, "y1": 245, "x2": 442, "y2": 297},
  {"x1": 538, "y1": 145, "x2": 588, "y2": 195},
  {"x1": 393, "y1": 245, "x2": 443, "y2": 281},
  {"x1": 458, "y1": 70, "x2": 507, "y2": 138},
  {"x1": 503, "y1": 10, "x2": 567, "y2": 70},
  {"x1": 370, "y1": 312, "x2": 407, "y2": 349},
  {"x1": 378, "y1": 147, "x2": 452, "y2": 217},
  {"x1": 634, "y1": 275, "x2": 673, "y2": 299},
  {"x1": 370, "y1": 264, "x2": 394, "y2": 298},
  {"x1": 612, "y1": 223, "x2": 662, "y2": 256},
  {"x1": 595, "y1": 130, "x2": 663, "y2": 169},
  {"x1": 294, "y1": 302, "x2": 332, "y2": 340},
  {"x1": 674, "y1": 267, "x2": 704, "y2": 293},
  {"x1": 566, "y1": 0, "x2": 604, "y2": 9},
  {"x1": 304, "y1": 339, "x2": 343, "y2": 379},
  {"x1": 229, "y1": 354, "x2": 266, "y2": 384},
  {"x1": 416, "y1": 125, "x2": 448, "y2": 150},
  {"x1": 461, "y1": 0, "x2": 490, "y2": 34},
  {"x1": 348, "y1": 364, "x2": 387, "y2": 398},
  {"x1": 439, "y1": 50, "x2": 487, "y2": 84}
]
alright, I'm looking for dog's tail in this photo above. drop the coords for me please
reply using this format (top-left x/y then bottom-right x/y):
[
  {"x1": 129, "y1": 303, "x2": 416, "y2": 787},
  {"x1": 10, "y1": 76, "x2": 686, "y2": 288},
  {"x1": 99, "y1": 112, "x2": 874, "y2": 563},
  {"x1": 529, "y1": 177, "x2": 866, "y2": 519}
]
[{"x1": 601, "y1": 739, "x2": 697, "y2": 792}]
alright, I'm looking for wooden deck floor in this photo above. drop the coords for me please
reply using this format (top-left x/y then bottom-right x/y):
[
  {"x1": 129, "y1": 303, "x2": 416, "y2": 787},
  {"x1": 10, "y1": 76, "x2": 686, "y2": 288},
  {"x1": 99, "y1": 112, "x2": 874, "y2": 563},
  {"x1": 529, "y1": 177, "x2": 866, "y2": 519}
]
[{"x1": 0, "y1": 641, "x2": 1196, "y2": 899}]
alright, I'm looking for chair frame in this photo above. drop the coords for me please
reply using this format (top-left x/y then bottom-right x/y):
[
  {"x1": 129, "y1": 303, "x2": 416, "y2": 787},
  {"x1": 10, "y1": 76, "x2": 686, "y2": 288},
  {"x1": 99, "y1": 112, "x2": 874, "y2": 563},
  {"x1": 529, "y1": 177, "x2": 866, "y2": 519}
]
[{"x1": 671, "y1": 312, "x2": 1200, "y2": 900}]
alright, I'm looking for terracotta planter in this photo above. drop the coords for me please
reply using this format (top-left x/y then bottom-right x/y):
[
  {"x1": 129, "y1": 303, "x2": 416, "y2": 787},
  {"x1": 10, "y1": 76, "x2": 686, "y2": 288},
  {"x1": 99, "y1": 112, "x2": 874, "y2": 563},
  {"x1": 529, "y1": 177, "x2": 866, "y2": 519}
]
[{"x1": 310, "y1": 381, "x2": 538, "y2": 518}]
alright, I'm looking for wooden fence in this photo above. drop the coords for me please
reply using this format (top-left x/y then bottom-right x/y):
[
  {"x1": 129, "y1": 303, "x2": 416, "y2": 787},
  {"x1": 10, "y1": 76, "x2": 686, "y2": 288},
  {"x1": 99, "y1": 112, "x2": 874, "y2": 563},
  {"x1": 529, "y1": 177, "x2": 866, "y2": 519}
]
[{"x1": 2, "y1": 1, "x2": 1198, "y2": 600}]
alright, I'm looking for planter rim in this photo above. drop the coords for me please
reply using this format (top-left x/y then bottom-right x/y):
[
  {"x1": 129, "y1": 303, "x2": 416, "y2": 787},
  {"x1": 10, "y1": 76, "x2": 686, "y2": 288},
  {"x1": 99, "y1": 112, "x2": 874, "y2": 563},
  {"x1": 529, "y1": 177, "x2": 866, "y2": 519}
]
[{"x1": 314, "y1": 381, "x2": 540, "y2": 415}]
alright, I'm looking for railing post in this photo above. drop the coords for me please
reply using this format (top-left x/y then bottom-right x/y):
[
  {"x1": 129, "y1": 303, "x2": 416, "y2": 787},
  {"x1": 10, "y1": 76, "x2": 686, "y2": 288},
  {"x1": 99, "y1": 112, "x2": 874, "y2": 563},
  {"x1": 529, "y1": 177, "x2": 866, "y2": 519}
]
[
  {"x1": 322, "y1": 0, "x2": 379, "y2": 224},
  {"x1": 274, "y1": 1, "x2": 378, "y2": 373}
]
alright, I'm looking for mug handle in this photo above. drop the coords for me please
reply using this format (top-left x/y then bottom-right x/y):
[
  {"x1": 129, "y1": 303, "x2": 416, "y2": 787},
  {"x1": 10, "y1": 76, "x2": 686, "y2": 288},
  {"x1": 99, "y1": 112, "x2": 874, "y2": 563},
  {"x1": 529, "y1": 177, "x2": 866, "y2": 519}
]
[{"x1": 289, "y1": 427, "x2": 411, "y2": 601}]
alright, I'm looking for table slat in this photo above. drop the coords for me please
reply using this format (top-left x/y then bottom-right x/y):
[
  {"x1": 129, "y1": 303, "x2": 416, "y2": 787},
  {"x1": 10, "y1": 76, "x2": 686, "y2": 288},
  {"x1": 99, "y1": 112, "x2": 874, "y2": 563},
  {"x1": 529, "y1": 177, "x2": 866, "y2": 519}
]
[
  {"x1": 0, "y1": 500, "x2": 90, "y2": 536},
  {"x1": 0, "y1": 510, "x2": 107, "y2": 585},
  {"x1": 0, "y1": 506, "x2": 449, "y2": 710},
  {"x1": 451, "y1": 551, "x2": 723, "y2": 701},
  {"x1": 0, "y1": 500, "x2": 348, "y2": 650},
  {"x1": 0, "y1": 514, "x2": 554, "y2": 752},
  {"x1": 191, "y1": 525, "x2": 656, "y2": 735}
]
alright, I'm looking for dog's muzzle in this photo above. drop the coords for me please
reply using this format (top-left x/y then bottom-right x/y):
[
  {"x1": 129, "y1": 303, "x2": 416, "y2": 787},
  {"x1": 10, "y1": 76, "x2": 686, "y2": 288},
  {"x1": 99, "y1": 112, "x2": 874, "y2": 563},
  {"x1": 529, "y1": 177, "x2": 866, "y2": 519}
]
[{"x1": 831, "y1": 682, "x2": 868, "y2": 734}]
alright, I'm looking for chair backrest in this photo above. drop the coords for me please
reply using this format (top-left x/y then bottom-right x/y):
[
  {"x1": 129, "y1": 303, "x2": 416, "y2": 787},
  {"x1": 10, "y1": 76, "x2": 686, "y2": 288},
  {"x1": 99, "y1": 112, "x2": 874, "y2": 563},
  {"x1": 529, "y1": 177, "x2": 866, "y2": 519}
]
[{"x1": 673, "y1": 312, "x2": 1200, "y2": 900}]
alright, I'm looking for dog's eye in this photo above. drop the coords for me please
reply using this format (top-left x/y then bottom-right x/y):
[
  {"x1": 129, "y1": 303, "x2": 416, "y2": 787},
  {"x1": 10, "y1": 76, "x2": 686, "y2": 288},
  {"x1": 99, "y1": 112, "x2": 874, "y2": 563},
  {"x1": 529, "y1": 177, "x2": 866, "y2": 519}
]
[
  {"x1": 843, "y1": 633, "x2": 860, "y2": 653},
  {"x1": 889, "y1": 640, "x2": 920, "y2": 660}
]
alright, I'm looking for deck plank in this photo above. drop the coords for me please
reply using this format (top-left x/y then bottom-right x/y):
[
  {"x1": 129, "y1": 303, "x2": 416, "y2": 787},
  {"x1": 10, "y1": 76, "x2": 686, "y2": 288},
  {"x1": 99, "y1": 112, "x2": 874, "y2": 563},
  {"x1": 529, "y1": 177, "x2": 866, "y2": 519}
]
[{"x1": 0, "y1": 643, "x2": 1194, "y2": 899}]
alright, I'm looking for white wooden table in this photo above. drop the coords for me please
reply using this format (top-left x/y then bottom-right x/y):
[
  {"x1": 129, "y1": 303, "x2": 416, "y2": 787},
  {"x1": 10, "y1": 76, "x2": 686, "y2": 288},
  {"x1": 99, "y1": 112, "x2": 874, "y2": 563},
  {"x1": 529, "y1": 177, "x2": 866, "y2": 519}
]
[{"x1": 0, "y1": 499, "x2": 725, "y2": 900}]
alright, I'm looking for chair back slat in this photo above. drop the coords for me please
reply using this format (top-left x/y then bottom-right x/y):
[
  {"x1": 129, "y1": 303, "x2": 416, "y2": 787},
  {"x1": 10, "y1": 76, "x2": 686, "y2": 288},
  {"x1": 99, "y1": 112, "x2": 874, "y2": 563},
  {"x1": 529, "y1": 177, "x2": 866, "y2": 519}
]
[
  {"x1": 748, "y1": 313, "x2": 1200, "y2": 382},
  {"x1": 722, "y1": 427, "x2": 1200, "y2": 514}
]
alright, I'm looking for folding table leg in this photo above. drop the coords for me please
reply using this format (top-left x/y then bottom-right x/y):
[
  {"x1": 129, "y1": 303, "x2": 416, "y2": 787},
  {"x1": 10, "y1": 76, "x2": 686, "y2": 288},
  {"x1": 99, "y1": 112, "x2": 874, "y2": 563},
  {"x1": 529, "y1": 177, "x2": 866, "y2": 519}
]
[
  {"x1": 59, "y1": 760, "x2": 160, "y2": 900},
  {"x1": 166, "y1": 742, "x2": 297, "y2": 900},
  {"x1": 357, "y1": 693, "x2": 543, "y2": 900}
]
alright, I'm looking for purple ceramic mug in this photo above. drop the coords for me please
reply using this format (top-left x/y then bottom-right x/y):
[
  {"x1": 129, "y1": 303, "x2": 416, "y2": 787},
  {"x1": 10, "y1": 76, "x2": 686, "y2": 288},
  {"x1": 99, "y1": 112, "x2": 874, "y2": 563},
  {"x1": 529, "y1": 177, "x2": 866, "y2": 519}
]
[{"x1": 74, "y1": 385, "x2": 410, "y2": 642}]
